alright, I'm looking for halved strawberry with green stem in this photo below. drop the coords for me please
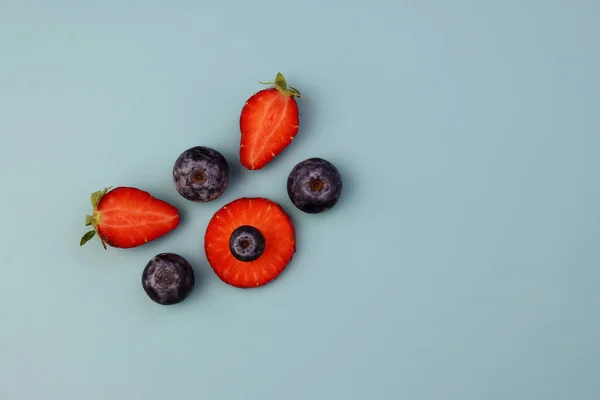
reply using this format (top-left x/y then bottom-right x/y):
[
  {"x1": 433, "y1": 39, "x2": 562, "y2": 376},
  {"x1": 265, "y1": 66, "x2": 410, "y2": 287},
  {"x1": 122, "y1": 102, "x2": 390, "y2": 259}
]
[
  {"x1": 239, "y1": 72, "x2": 306, "y2": 170},
  {"x1": 204, "y1": 197, "x2": 296, "y2": 288},
  {"x1": 80, "y1": 187, "x2": 180, "y2": 249}
]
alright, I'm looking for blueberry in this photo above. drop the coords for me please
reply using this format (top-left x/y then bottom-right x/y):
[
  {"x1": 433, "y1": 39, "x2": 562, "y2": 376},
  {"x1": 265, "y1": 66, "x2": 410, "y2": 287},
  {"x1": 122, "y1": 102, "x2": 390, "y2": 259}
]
[
  {"x1": 173, "y1": 146, "x2": 229, "y2": 202},
  {"x1": 287, "y1": 158, "x2": 342, "y2": 214},
  {"x1": 142, "y1": 253, "x2": 195, "y2": 305},
  {"x1": 229, "y1": 225, "x2": 265, "y2": 262}
]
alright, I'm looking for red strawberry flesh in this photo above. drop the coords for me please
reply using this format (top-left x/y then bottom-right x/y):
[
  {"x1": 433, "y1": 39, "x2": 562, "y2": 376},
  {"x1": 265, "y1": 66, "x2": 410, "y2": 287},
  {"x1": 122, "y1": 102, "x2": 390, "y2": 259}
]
[
  {"x1": 81, "y1": 187, "x2": 180, "y2": 249},
  {"x1": 239, "y1": 72, "x2": 303, "y2": 170}
]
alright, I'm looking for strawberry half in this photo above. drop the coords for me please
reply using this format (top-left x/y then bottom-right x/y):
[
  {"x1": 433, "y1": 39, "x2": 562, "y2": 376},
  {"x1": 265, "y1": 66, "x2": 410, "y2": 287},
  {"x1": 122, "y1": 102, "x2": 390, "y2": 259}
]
[
  {"x1": 204, "y1": 197, "x2": 296, "y2": 288},
  {"x1": 80, "y1": 187, "x2": 180, "y2": 249},
  {"x1": 239, "y1": 72, "x2": 306, "y2": 170}
]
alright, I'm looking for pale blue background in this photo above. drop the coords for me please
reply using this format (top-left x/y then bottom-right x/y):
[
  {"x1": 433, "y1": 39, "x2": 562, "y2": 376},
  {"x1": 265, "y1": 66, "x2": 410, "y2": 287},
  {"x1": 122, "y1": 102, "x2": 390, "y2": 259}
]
[{"x1": 1, "y1": 1, "x2": 599, "y2": 399}]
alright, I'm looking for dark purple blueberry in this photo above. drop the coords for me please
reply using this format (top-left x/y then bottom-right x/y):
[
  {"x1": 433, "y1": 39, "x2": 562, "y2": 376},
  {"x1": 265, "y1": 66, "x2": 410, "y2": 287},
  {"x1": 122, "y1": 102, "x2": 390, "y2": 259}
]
[
  {"x1": 287, "y1": 158, "x2": 342, "y2": 214},
  {"x1": 142, "y1": 253, "x2": 195, "y2": 305},
  {"x1": 173, "y1": 146, "x2": 229, "y2": 202},
  {"x1": 229, "y1": 225, "x2": 265, "y2": 262}
]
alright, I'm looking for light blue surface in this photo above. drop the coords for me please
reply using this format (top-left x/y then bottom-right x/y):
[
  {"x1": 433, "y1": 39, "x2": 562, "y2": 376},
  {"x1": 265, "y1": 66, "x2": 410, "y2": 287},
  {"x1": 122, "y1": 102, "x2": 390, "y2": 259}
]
[{"x1": 1, "y1": 1, "x2": 599, "y2": 399}]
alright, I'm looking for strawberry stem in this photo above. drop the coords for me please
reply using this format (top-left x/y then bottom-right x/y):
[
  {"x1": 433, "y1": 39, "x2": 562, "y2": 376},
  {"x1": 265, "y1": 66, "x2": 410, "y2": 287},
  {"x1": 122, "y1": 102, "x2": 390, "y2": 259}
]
[
  {"x1": 258, "y1": 72, "x2": 308, "y2": 102},
  {"x1": 81, "y1": 187, "x2": 111, "y2": 249}
]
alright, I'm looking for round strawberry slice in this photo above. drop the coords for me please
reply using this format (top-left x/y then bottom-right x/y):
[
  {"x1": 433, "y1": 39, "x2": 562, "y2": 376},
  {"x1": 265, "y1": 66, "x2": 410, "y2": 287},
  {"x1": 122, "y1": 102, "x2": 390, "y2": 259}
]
[{"x1": 204, "y1": 197, "x2": 296, "y2": 288}]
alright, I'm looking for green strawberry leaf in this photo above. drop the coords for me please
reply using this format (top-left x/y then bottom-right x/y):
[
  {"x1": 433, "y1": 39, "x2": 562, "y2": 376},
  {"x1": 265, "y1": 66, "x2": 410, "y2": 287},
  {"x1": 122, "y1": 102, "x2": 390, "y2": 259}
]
[
  {"x1": 90, "y1": 187, "x2": 112, "y2": 208},
  {"x1": 287, "y1": 86, "x2": 308, "y2": 102},
  {"x1": 80, "y1": 230, "x2": 96, "y2": 246},
  {"x1": 85, "y1": 215, "x2": 93, "y2": 226},
  {"x1": 274, "y1": 72, "x2": 287, "y2": 89},
  {"x1": 258, "y1": 73, "x2": 306, "y2": 101},
  {"x1": 90, "y1": 190, "x2": 102, "y2": 207}
]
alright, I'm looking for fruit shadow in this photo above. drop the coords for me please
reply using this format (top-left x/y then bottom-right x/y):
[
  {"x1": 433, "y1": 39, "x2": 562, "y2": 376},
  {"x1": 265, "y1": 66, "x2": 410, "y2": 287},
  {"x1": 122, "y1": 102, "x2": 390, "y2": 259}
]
[
  {"x1": 220, "y1": 148, "x2": 245, "y2": 195},
  {"x1": 327, "y1": 156, "x2": 355, "y2": 212},
  {"x1": 294, "y1": 94, "x2": 314, "y2": 148},
  {"x1": 177, "y1": 249, "x2": 210, "y2": 299}
]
